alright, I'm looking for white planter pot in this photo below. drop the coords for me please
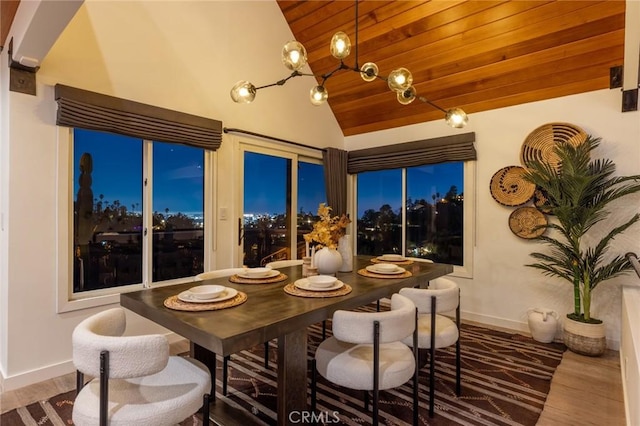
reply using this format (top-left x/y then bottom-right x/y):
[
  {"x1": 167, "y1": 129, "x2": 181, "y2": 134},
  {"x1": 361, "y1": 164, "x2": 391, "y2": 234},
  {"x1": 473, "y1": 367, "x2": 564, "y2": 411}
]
[{"x1": 563, "y1": 316, "x2": 606, "y2": 356}]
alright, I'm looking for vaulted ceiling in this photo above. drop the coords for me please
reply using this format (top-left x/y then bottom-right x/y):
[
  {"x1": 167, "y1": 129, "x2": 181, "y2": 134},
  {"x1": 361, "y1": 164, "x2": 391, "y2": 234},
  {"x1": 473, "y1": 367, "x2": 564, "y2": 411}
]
[
  {"x1": 1, "y1": 1, "x2": 626, "y2": 137},
  {"x1": 276, "y1": 1, "x2": 626, "y2": 136}
]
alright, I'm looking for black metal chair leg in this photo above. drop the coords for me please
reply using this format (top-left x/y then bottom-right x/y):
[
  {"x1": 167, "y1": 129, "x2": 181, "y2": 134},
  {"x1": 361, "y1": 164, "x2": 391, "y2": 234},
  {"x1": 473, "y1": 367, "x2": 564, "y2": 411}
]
[
  {"x1": 264, "y1": 341, "x2": 270, "y2": 368},
  {"x1": 429, "y1": 297, "x2": 436, "y2": 417},
  {"x1": 322, "y1": 320, "x2": 326, "y2": 340},
  {"x1": 76, "y1": 370, "x2": 84, "y2": 394},
  {"x1": 202, "y1": 393, "x2": 210, "y2": 426},
  {"x1": 311, "y1": 359, "x2": 317, "y2": 418}
]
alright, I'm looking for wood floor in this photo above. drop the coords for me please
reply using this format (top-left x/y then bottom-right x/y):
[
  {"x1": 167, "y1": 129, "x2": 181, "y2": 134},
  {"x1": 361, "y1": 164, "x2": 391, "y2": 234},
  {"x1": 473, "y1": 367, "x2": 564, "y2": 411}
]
[{"x1": 0, "y1": 340, "x2": 626, "y2": 425}]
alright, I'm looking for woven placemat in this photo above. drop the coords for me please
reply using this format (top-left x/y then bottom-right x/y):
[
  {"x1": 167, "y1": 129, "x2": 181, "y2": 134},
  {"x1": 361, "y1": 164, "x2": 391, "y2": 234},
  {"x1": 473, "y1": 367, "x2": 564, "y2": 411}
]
[
  {"x1": 283, "y1": 283, "x2": 352, "y2": 298},
  {"x1": 164, "y1": 291, "x2": 247, "y2": 311},
  {"x1": 490, "y1": 165, "x2": 536, "y2": 207},
  {"x1": 508, "y1": 206, "x2": 547, "y2": 239},
  {"x1": 357, "y1": 269, "x2": 413, "y2": 279},
  {"x1": 228, "y1": 273, "x2": 288, "y2": 284},
  {"x1": 370, "y1": 258, "x2": 414, "y2": 265},
  {"x1": 520, "y1": 122, "x2": 587, "y2": 171}
]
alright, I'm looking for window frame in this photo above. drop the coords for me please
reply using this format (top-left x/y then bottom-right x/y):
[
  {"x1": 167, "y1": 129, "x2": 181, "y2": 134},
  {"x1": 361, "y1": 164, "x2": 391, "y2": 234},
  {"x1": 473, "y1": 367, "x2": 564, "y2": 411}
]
[
  {"x1": 351, "y1": 161, "x2": 474, "y2": 278},
  {"x1": 56, "y1": 127, "x2": 215, "y2": 313}
]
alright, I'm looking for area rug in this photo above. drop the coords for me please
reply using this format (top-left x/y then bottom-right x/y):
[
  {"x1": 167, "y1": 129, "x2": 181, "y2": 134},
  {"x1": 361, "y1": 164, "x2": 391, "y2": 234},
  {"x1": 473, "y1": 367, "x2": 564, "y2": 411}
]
[{"x1": 1, "y1": 313, "x2": 565, "y2": 426}]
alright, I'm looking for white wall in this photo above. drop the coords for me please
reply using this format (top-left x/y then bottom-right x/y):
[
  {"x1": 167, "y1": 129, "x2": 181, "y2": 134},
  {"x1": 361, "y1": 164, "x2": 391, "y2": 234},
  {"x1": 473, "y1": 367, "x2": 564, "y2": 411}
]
[
  {"x1": 0, "y1": 1, "x2": 342, "y2": 391},
  {"x1": 346, "y1": 89, "x2": 640, "y2": 348},
  {"x1": 1, "y1": 0, "x2": 638, "y2": 393}
]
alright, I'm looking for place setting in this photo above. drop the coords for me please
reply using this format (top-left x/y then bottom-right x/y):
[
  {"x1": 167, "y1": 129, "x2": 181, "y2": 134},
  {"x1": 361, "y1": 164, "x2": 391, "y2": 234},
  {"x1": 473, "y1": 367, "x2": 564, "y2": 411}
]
[
  {"x1": 229, "y1": 266, "x2": 288, "y2": 284},
  {"x1": 358, "y1": 262, "x2": 412, "y2": 279},
  {"x1": 284, "y1": 274, "x2": 352, "y2": 298},
  {"x1": 164, "y1": 284, "x2": 247, "y2": 311},
  {"x1": 370, "y1": 253, "x2": 414, "y2": 265}
]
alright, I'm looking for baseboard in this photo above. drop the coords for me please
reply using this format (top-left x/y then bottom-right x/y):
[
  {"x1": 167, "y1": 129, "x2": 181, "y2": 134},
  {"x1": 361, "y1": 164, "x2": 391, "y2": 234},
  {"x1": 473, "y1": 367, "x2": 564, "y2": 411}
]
[
  {"x1": 1, "y1": 332, "x2": 187, "y2": 392},
  {"x1": 462, "y1": 311, "x2": 531, "y2": 335}
]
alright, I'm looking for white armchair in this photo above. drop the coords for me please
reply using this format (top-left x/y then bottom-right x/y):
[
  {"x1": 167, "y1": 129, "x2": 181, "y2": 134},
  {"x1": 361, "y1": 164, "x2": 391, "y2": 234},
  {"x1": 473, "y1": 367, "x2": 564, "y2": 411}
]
[
  {"x1": 72, "y1": 307, "x2": 211, "y2": 426},
  {"x1": 399, "y1": 277, "x2": 461, "y2": 417},
  {"x1": 311, "y1": 293, "x2": 419, "y2": 425}
]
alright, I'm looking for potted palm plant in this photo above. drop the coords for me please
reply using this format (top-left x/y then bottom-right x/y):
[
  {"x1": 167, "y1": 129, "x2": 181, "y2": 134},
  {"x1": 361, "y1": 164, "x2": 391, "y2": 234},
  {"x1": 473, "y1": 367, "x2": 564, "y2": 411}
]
[{"x1": 523, "y1": 135, "x2": 640, "y2": 356}]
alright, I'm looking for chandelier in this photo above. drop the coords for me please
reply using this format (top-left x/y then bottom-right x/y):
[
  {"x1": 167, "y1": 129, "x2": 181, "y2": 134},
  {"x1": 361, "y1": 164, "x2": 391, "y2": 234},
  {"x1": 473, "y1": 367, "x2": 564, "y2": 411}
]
[{"x1": 230, "y1": 1, "x2": 468, "y2": 128}]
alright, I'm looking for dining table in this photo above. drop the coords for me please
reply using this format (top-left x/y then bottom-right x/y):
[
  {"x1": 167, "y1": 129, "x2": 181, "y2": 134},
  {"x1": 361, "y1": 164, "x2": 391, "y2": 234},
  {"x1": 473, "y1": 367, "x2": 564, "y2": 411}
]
[{"x1": 120, "y1": 256, "x2": 453, "y2": 426}]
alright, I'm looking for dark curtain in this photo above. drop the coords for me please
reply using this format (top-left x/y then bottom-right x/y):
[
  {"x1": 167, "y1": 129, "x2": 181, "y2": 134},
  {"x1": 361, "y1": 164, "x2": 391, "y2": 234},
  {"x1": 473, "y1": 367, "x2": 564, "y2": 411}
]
[
  {"x1": 322, "y1": 147, "x2": 348, "y2": 216},
  {"x1": 55, "y1": 84, "x2": 222, "y2": 150},
  {"x1": 347, "y1": 132, "x2": 476, "y2": 174}
]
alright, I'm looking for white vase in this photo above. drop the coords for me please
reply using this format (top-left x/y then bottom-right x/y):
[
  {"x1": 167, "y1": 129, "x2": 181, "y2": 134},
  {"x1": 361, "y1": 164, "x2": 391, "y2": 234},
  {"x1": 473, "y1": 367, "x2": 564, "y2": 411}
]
[
  {"x1": 313, "y1": 247, "x2": 343, "y2": 275},
  {"x1": 527, "y1": 308, "x2": 558, "y2": 343},
  {"x1": 337, "y1": 235, "x2": 353, "y2": 272}
]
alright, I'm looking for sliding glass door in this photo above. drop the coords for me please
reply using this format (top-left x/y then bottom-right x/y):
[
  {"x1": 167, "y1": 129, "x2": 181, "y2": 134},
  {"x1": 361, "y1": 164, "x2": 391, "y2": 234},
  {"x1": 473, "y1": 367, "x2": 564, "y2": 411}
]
[{"x1": 241, "y1": 145, "x2": 325, "y2": 267}]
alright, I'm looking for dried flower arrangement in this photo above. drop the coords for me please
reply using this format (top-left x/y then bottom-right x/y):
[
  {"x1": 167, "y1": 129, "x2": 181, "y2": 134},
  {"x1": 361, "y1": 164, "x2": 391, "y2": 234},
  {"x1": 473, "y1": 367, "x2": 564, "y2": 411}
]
[{"x1": 303, "y1": 203, "x2": 351, "y2": 250}]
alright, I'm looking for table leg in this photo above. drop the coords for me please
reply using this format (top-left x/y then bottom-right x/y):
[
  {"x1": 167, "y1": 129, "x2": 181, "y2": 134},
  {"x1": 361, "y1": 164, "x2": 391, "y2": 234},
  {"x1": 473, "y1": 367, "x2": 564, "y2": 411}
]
[
  {"x1": 277, "y1": 329, "x2": 308, "y2": 426},
  {"x1": 191, "y1": 342, "x2": 217, "y2": 399}
]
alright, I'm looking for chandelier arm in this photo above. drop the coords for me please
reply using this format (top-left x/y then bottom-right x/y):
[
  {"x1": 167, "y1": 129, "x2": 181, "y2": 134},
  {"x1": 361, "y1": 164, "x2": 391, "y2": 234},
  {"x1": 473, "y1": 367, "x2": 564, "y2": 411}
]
[
  {"x1": 417, "y1": 96, "x2": 448, "y2": 113},
  {"x1": 254, "y1": 70, "x2": 314, "y2": 90}
]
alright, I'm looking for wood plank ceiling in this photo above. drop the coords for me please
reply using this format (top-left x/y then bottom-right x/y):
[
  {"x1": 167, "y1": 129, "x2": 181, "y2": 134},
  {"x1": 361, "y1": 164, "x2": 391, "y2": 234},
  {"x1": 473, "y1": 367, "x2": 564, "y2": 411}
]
[
  {"x1": 276, "y1": 1, "x2": 626, "y2": 136},
  {"x1": 1, "y1": 1, "x2": 626, "y2": 137}
]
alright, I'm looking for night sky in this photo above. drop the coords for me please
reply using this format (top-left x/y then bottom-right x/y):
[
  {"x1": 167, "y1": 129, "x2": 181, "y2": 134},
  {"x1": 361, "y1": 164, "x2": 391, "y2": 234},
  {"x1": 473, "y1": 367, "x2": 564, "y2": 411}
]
[{"x1": 74, "y1": 129, "x2": 462, "y2": 219}]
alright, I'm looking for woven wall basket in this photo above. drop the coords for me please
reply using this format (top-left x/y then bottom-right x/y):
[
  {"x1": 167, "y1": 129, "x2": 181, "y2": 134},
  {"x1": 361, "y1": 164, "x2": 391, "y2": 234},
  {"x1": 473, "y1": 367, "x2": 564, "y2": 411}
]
[
  {"x1": 490, "y1": 165, "x2": 536, "y2": 207},
  {"x1": 520, "y1": 122, "x2": 587, "y2": 170},
  {"x1": 533, "y1": 188, "x2": 554, "y2": 215},
  {"x1": 508, "y1": 206, "x2": 547, "y2": 239}
]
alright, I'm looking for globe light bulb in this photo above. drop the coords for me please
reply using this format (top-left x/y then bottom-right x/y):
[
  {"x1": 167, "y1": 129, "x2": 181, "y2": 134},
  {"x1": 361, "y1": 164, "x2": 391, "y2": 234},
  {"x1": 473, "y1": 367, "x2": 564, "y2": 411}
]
[
  {"x1": 445, "y1": 107, "x2": 469, "y2": 128},
  {"x1": 360, "y1": 62, "x2": 378, "y2": 82},
  {"x1": 282, "y1": 40, "x2": 308, "y2": 71},
  {"x1": 387, "y1": 68, "x2": 413, "y2": 93},
  {"x1": 310, "y1": 85, "x2": 328, "y2": 106},
  {"x1": 230, "y1": 80, "x2": 256, "y2": 103},
  {"x1": 330, "y1": 31, "x2": 351, "y2": 60},
  {"x1": 397, "y1": 86, "x2": 416, "y2": 105}
]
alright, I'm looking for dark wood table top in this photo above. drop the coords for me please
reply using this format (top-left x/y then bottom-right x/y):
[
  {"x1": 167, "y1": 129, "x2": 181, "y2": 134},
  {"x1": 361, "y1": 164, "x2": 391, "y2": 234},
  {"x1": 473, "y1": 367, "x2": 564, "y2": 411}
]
[{"x1": 120, "y1": 256, "x2": 453, "y2": 356}]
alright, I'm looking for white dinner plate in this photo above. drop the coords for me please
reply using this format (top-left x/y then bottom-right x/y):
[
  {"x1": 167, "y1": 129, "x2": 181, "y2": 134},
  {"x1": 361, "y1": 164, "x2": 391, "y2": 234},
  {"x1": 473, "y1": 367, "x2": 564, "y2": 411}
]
[
  {"x1": 178, "y1": 287, "x2": 238, "y2": 303},
  {"x1": 236, "y1": 269, "x2": 280, "y2": 279},
  {"x1": 377, "y1": 255, "x2": 406, "y2": 262},
  {"x1": 366, "y1": 265, "x2": 405, "y2": 275},
  {"x1": 294, "y1": 278, "x2": 344, "y2": 292}
]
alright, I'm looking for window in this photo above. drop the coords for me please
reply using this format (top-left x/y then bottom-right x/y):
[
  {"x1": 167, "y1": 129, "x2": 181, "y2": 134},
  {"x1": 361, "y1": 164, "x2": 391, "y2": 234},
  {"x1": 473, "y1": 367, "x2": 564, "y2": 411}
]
[
  {"x1": 55, "y1": 85, "x2": 219, "y2": 311},
  {"x1": 73, "y1": 129, "x2": 143, "y2": 292},
  {"x1": 65, "y1": 128, "x2": 208, "y2": 308},
  {"x1": 152, "y1": 143, "x2": 205, "y2": 282},
  {"x1": 356, "y1": 161, "x2": 473, "y2": 276},
  {"x1": 241, "y1": 143, "x2": 325, "y2": 267}
]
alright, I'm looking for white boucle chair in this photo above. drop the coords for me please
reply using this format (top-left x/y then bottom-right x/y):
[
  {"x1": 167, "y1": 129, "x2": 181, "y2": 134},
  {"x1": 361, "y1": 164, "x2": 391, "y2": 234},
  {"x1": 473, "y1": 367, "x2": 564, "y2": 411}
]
[
  {"x1": 311, "y1": 293, "x2": 419, "y2": 426},
  {"x1": 194, "y1": 268, "x2": 246, "y2": 280},
  {"x1": 72, "y1": 307, "x2": 211, "y2": 426},
  {"x1": 399, "y1": 277, "x2": 461, "y2": 417},
  {"x1": 265, "y1": 259, "x2": 303, "y2": 268}
]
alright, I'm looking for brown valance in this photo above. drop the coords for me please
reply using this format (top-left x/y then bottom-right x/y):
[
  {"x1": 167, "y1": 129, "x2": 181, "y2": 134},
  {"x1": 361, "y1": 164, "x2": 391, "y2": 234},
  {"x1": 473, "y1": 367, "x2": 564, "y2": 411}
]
[
  {"x1": 347, "y1": 132, "x2": 476, "y2": 174},
  {"x1": 54, "y1": 84, "x2": 222, "y2": 150}
]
